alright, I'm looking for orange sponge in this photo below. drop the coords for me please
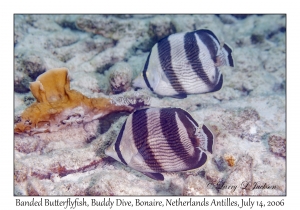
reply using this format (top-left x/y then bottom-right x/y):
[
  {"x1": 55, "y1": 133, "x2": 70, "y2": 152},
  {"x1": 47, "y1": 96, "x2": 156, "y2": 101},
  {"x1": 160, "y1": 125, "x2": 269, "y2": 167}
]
[{"x1": 14, "y1": 68, "x2": 133, "y2": 135}]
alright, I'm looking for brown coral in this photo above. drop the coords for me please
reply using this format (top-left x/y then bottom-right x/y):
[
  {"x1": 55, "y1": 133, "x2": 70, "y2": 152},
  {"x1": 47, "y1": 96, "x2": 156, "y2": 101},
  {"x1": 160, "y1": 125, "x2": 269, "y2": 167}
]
[
  {"x1": 224, "y1": 154, "x2": 235, "y2": 167},
  {"x1": 14, "y1": 68, "x2": 133, "y2": 135},
  {"x1": 268, "y1": 135, "x2": 286, "y2": 157}
]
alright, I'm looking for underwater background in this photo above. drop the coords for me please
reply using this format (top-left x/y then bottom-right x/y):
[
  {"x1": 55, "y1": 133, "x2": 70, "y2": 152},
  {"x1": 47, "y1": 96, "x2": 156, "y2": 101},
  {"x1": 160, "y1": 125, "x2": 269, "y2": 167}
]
[{"x1": 14, "y1": 14, "x2": 286, "y2": 195}]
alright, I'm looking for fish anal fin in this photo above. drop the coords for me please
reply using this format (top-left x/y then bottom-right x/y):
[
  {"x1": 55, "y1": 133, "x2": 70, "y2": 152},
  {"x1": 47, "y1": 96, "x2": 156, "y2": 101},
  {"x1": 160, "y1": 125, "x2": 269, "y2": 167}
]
[
  {"x1": 171, "y1": 93, "x2": 187, "y2": 99},
  {"x1": 194, "y1": 152, "x2": 208, "y2": 169},
  {"x1": 142, "y1": 172, "x2": 164, "y2": 181},
  {"x1": 183, "y1": 151, "x2": 208, "y2": 172},
  {"x1": 129, "y1": 152, "x2": 145, "y2": 169},
  {"x1": 211, "y1": 74, "x2": 223, "y2": 92}
]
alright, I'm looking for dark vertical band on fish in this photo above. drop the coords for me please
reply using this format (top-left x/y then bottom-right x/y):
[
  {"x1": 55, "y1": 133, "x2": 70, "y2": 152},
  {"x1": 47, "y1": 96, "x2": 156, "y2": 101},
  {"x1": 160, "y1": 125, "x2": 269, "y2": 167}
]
[
  {"x1": 195, "y1": 30, "x2": 218, "y2": 63},
  {"x1": 176, "y1": 108, "x2": 200, "y2": 147},
  {"x1": 184, "y1": 32, "x2": 214, "y2": 88},
  {"x1": 160, "y1": 108, "x2": 197, "y2": 168},
  {"x1": 132, "y1": 109, "x2": 163, "y2": 171},
  {"x1": 198, "y1": 29, "x2": 220, "y2": 44},
  {"x1": 142, "y1": 51, "x2": 154, "y2": 91},
  {"x1": 158, "y1": 37, "x2": 185, "y2": 93},
  {"x1": 115, "y1": 119, "x2": 128, "y2": 165}
]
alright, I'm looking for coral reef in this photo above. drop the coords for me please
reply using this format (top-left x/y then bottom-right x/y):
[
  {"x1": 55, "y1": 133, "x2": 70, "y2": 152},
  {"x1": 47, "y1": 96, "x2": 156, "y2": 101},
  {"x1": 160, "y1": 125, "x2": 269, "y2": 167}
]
[
  {"x1": 268, "y1": 134, "x2": 286, "y2": 157},
  {"x1": 106, "y1": 62, "x2": 133, "y2": 94},
  {"x1": 224, "y1": 154, "x2": 236, "y2": 167},
  {"x1": 14, "y1": 14, "x2": 286, "y2": 196},
  {"x1": 14, "y1": 71, "x2": 31, "y2": 93},
  {"x1": 148, "y1": 15, "x2": 176, "y2": 43},
  {"x1": 220, "y1": 154, "x2": 253, "y2": 195},
  {"x1": 14, "y1": 68, "x2": 133, "y2": 135}
]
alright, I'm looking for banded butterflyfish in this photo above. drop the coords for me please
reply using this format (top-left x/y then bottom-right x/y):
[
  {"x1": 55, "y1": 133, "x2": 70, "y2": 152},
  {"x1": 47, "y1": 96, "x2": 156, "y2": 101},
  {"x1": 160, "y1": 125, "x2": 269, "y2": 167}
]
[
  {"x1": 105, "y1": 107, "x2": 214, "y2": 181},
  {"x1": 133, "y1": 29, "x2": 234, "y2": 98}
]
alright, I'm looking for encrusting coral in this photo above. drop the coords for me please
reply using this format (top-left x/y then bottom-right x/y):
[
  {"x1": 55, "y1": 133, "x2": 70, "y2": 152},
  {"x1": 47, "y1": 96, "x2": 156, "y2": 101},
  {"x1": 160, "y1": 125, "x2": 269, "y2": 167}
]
[{"x1": 14, "y1": 68, "x2": 133, "y2": 135}]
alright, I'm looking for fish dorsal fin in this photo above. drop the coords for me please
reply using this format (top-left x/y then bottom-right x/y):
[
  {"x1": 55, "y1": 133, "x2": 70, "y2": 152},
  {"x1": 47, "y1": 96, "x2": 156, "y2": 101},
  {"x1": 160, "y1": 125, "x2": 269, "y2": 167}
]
[
  {"x1": 202, "y1": 125, "x2": 214, "y2": 154},
  {"x1": 142, "y1": 172, "x2": 164, "y2": 181},
  {"x1": 216, "y1": 43, "x2": 234, "y2": 67}
]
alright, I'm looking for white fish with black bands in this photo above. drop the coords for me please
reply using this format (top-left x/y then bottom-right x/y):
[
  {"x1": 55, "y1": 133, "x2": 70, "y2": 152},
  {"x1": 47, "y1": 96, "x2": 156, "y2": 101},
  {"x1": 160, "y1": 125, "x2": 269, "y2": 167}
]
[
  {"x1": 105, "y1": 107, "x2": 214, "y2": 181},
  {"x1": 133, "y1": 29, "x2": 234, "y2": 98}
]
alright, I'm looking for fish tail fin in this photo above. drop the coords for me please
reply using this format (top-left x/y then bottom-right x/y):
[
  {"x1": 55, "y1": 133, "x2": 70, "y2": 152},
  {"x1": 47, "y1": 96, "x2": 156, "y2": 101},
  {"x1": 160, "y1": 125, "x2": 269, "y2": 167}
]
[{"x1": 220, "y1": 43, "x2": 234, "y2": 67}]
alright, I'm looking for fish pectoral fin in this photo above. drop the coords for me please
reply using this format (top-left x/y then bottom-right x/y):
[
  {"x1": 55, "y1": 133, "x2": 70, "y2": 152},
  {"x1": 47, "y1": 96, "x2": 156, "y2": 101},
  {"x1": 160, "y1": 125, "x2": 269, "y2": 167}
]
[
  {"x1": 132, "y1": 75, "x2": 147, "y2": 89},
  {"x1": 129, "y1": 153, "x2": 165, "y2": 181},
  {"x1": 215, "y1": 56, "x2": 223, "y2": 67},
  {"x1": 129, "y1": 152, "x2": 146, "y2": 168},
  {"x1": 142, "y1": 172, "x2": 164, "y2": 181}
]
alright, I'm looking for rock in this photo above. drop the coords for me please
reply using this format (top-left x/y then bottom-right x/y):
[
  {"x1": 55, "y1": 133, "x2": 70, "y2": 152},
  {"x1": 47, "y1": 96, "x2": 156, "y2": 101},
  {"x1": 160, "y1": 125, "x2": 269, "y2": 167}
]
[
  {"x1": 53, "y1": 15, "x2": 80, "y2": 31},
  {"x1": 107, "y1": 62, "x2": 133, "y2": 94},
  {"x1": 213, "y1": 156, "x2": 228, "y2": 171},
  {"x1": 171, "y1": 15, "x2": 196, "y2": 32},
  {"x1": 84, "y1": 120, "x2": 100, "y2": 143},
  {"x1": 148, "y1": 15, "x2": 176, "y2": 43},
  {"x1": 46, "y1": 29, "x2": 79, "y2": 48},
  {"x1": 220, "y1": 154, "x2": 253, "y2": 195},
  {"x1": 24, "y1": 95, "x2": 35, "y2": 106},
  {"x1": 218, "y1": 14, "x2": 238, "y2": 24},
  {"x1": 268, "y1": 134, "x2": 286, "y2": 157},
  {"x1": 22, "y1": 51, "x2": 46, "y2": 80},
  {"x1": 167, "y1": 177, "x2": 185, "y2": 195},
  {"x1": 14, "y1": 71, "x2": 31, "y2": 93},
  {"x1": 14, "y1": 161, "x2": 28, "y2": 183},
  {"x1": 183, "y1": 175, "x2": 212, "y2": 195},
  {"x1": 76, "y1": 15, "x2": 147, "y2": 41},
  {"x1": 26, "y1": 178, "x2": 48, "y2": 196},
  {"x1": 251, "y1": 34, "x2": 265, "y2": 44},
  {"x1": 231, "y1": 14, "x2": 252, "y2": 20},
  {"x1": 14, "y1": 135, "x2": 47, "y2": 154},
  {"x1": 98, "y1": 112, "x2": 129, "y2": 134}
]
